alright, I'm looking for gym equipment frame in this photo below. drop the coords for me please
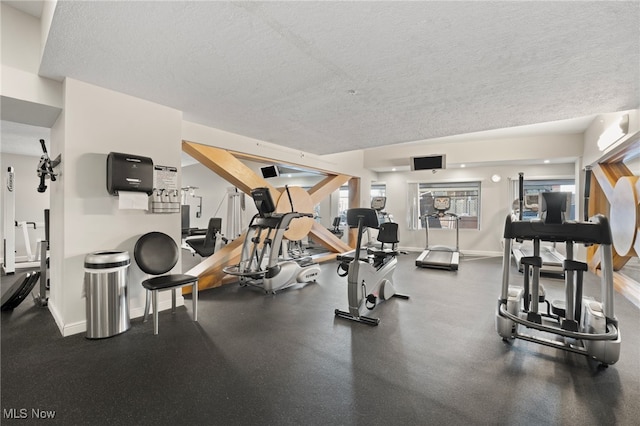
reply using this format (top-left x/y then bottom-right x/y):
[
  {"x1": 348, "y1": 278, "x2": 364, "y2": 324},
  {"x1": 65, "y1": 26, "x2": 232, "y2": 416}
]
[
  {"x1": 496, "y1": 210, "x2": 621, "y2": 366},
  {"x1": 223, "y1": 187, "x2": 320, "y2": 293},
  {"x1": 335, "y1": 208, "x2": 408, "y2": 326},
  {"x1": 510, "y1": 173, "x2": 566, "y2": 276},
  {"x1": 415, "y1": 196, "x2": 460, "y2": 270}
]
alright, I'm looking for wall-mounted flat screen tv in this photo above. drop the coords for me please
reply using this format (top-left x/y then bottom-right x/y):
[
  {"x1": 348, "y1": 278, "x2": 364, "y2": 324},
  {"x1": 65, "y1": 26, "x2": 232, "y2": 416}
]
[{"x1": 410, "y1": 155, "x2": 446, "y2": 171}]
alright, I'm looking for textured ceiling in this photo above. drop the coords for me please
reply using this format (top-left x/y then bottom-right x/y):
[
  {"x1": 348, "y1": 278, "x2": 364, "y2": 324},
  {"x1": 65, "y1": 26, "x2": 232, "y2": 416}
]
[{"x1": 30, "y1": 1, "x2": 640, "y2": 155}]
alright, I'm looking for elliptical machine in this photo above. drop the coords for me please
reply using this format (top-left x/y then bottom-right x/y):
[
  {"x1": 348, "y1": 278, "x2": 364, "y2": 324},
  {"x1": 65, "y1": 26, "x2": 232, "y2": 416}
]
[
  {"x1": 223, "y1": 186, "x2": 320, "y2": 294},
  {"x1": 335, "y1": 208, "x2": 409, "y2": 326},
  {"x1": 496, "y1": 169, "x2": 621, "y2": 366}
]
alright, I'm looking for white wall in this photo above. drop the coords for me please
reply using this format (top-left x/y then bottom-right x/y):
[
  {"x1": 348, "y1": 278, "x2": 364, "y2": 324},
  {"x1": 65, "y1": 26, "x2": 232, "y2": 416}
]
[
  {"x1": 0, "y1": 3, "x2": 62, "y2": 129},
  {"x1": 48, "y1": 78, "x2": 183, "y2": 336},
  {"x1": 1, "y1": 3, "x2": 41, "y2": 72},
  {"x1": 364, "y1": 133, "x2": 585, "y2": 171}
]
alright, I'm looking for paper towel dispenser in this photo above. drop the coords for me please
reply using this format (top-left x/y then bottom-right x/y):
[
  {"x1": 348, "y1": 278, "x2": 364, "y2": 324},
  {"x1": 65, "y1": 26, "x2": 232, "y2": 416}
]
[{"x1": 107, "y1": 152, "x2": 154, "y2": 195}]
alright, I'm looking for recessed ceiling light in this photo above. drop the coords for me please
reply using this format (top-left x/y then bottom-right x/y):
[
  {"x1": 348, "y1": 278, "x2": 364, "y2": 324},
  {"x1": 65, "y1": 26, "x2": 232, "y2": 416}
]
[
  {"x1": 391, "y1": 168, "x2": 396, "y2": 172},
  {"x1": 543, "y1": 160, "x2": 550, "y2": 164},
  {"x1": 460, "y1": 164, "x2": 466, "y2": 168},
  {"x1": 287, "y1": 174, "x2": 292, "y2": 178}
]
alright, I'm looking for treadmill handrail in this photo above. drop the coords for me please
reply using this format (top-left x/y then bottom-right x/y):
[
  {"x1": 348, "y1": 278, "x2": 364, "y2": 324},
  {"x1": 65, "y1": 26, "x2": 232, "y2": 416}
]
[{"x1": 424, "y1": 212, "x2": 459, "y2": 251}]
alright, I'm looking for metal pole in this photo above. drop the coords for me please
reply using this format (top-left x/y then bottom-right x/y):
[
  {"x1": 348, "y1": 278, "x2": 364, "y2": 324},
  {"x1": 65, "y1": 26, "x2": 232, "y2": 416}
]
[{"x1": 584, "y1": 166, "x2": 592, "y2": 222}]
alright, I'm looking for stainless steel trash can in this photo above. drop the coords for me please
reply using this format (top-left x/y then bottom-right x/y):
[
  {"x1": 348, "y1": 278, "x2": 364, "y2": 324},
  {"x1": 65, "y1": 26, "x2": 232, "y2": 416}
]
[{"x1": 84, "y1": 251, "x2": 131, "y2": 339}]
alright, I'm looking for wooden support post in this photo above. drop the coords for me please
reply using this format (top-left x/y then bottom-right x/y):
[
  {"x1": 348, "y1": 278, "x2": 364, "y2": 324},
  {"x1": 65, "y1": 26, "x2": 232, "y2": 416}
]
[{"x1": 347, "y1": 178, "x2": 360, "y2": 249}]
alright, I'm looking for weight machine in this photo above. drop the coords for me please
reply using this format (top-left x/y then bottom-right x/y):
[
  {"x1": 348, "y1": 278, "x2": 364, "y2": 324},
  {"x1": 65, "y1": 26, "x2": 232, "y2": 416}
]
[
  {"x1": 1, "y1": 209, "x2": 50, "y2": 309},
  {"x1": 226, "y1": 187, "x2": 245, "y2": 240},
  {"x1": 3, "y1": 167, "x2": 47, "y2": 274},
  {"x1": 1, "y1": 139, "x2": 55, "y2": 308}
]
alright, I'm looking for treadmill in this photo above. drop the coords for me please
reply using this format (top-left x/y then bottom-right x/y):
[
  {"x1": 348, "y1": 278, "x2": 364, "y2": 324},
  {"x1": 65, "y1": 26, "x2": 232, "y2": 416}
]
[
  {"x1": 415, "y1": 196, "x2": 459, "y2": 270},
  {"x1": 510, "y1": 173, "x2": 567, "y2": 276},
  {"x1": 512, "y1": 241, "x2": 565, "y2": 275}
]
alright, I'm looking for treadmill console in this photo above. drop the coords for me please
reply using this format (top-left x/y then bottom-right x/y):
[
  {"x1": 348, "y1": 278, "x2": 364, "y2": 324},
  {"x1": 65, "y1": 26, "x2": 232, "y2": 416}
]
[
  {"x1": 371, "y1": 196, "x2": 386, "y2": 210},
  {"x1": 433, "y1": 197, "x2": 450, "y2": 212}
]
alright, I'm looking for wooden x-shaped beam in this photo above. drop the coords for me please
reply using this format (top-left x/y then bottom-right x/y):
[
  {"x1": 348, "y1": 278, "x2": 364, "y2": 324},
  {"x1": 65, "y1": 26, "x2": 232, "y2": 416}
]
[
  {"x1": 587, "y1": 159, "x2": 640, "y2": 307},
  {"x1": 182, "y1": 140, "x2": 353, "y2": 293},
  {"x1": 588, "y1": 162, "x2": 638, "y2": 271}
]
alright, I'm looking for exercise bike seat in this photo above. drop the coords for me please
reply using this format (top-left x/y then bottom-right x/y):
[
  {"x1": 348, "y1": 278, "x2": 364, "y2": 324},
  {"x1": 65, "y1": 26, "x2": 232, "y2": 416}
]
[{"x1": 368, "y1": 222, "x2": 399, "y2": 257}]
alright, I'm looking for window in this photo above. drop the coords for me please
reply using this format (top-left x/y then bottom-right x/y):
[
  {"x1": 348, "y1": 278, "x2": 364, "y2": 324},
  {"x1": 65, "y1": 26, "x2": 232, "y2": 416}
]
[
  {"x1": 408, "y1": 181, "x2": 481, "y2": 230},
  {"x1": 511, "y1": 179, "x2": 576, "y2": 220},
  {"x1": 371, "y1": 183, "x2": 386, "y2": 198},
  {"x1": 337, "y1": 184, "x2": 387, "y2": 225},
  {"x1": 338, "y1": 186, "x2": 349, "y2": 225}
]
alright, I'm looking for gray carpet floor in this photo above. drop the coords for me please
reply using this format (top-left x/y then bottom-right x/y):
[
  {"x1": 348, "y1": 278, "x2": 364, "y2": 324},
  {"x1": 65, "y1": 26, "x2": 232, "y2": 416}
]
[{"x1": 2, "y1": 253, "x2": 639, "y2": 425}]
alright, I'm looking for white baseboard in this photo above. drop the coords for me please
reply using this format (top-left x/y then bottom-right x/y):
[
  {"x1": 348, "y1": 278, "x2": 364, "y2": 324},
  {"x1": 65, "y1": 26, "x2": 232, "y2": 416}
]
[
  {"x1": 49, "y1": 297, "x2": 184, "y2": 337},
  {"x1": 48, "y1": 300, "x2": 65, "y2": 336}
]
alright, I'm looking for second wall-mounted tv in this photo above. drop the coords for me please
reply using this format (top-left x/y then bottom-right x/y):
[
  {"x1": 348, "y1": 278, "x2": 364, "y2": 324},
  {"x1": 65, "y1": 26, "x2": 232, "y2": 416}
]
[{"x1": 410, "y1": 155, "x2": 446, "y2": 171}]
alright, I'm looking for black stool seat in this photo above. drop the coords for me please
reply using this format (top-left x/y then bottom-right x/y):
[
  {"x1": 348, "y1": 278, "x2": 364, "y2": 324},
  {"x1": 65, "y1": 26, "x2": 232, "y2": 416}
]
[{"x1": 142, "y1": 274, "x2": 198, "y2": 291}]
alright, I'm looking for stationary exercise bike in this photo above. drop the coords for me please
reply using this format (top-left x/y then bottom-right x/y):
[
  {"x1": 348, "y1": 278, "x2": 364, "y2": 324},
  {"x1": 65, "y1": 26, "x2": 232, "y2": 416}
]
[
  {"x1": 335, "y1": 196, "x2": 393, "y2": 261},
  {"x1": 335, "y1": 208, "x2": 409, "y2": 326},
  {"x1": 223, "y1": 186, "x2": 320, "y2": 294}
]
